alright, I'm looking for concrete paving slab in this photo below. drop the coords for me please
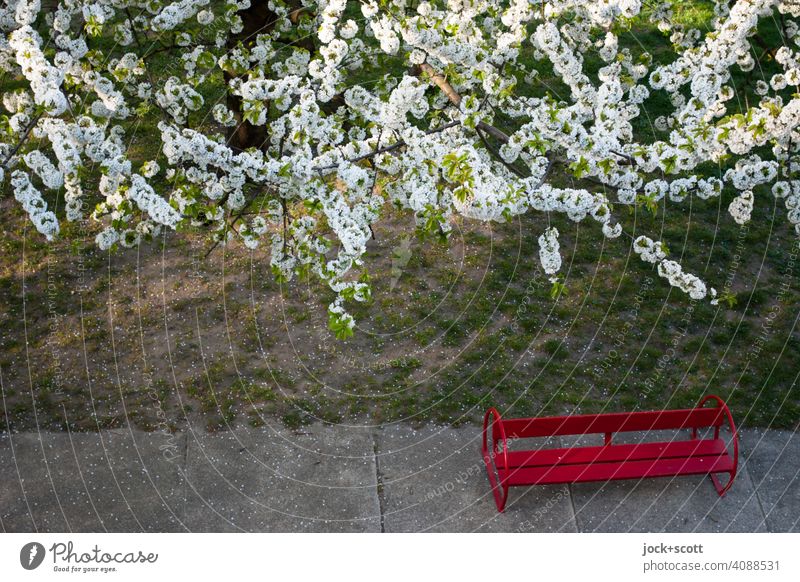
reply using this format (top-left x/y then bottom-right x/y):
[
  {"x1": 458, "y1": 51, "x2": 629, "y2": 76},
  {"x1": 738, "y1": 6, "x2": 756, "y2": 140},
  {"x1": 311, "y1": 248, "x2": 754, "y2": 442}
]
[
  {"x1": 375, "y1": 424, "x2": 577, "y2": 532},
  {"x1": 0, "y1": 432, "x2": 65, "y2": 532},
  {"x1": 558, "y1": 426, "x2": 760, "y2": 531},
  {"x1": 182, "y1": 423, "x2": 381, "y2": 532},
  {"x1": 0, "y1": 430, "x2": 186, "y2": 532},
  {"x1": 0, "y1": 433, "x2": 33, "y2": 531},
  {"x1": 740, "y1": 428, "x2": 800, "y2": 532},
  {"x1": 1, "y1": 423, "x2": 791, "y2": 533},
  {"x1": 570, "y1": 441, "x2": 765, "y2": 532}
]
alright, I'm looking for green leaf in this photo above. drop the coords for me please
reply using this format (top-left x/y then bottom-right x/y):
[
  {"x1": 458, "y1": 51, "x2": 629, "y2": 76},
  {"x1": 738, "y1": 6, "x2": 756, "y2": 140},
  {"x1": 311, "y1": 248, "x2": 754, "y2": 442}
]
[
  {"x1": 242, "y1": 100, "x2": 263, "y2": 124},
  {"x1": 84, "y1": 15, "x2": 103, "y2": 37},
  {"x1": 328, "y1": 311, "x2": 354, "y2": 340},
  {"x1": 598, "y1": 158, "x2": 615, "y2": 176},
  {"x1": 569, "y1": 156, "x2": 590, "y2": 179},
  {"x1": 719, "y1": 290, "x2": 737, "y2": 308},
  {"x1": 550, "y1": 279, "x2": 567, "y2": 300},
  {"x1": 636, "y1": 193, "x2": 659, "y2": 217},
  {"x1": 197, "y1": 51, "x2": 217, "y2": 70}
]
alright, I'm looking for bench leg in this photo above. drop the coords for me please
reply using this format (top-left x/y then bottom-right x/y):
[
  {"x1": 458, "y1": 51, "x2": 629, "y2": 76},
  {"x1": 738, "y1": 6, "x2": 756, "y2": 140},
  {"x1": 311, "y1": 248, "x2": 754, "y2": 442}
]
[
  {"x1": 483, "y1": 463, "x2": 509, "y2": 512},
  {"x1": 482, "y1": 449, "x2": 509, "y2": 512},
  {"x1": 699, "y1": 395, "x2": 739, "y2": 497},
  {"x1": 497, "y1": 483, "x2": 509, "y2": 513},
  {"x1": 711, "y1": 470, "x2": 736, "y2": 497}
]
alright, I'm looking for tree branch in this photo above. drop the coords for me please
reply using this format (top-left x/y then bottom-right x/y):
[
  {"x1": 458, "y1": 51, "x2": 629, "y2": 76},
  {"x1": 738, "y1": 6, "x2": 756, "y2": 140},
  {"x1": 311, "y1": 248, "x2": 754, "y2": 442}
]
[
  {"x1": 417, "y1": 63, "x2": 510, "y2": 143},
  {"x1": 313, "y1": 120, "x2": 460, "y2": 172}
]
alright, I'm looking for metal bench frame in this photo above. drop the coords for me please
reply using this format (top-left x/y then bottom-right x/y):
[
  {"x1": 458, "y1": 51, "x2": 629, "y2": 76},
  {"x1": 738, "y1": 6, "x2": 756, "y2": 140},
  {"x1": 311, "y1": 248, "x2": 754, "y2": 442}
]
[{"x1": 482, "y1": 395, "x2": 738, "y2": 512}]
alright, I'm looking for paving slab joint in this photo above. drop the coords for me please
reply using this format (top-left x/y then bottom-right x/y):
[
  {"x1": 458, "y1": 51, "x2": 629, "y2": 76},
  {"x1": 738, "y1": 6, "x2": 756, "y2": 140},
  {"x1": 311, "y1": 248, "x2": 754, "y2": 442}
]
[
  {"x1": 372, "y1": 430, "x2": 386, "y2": 533},
  {"x1": 567, "y1": 483, "x2": 580, "y2": 532},
  {"x1": 741, "y1": 442, "x2": 771, "y2": 532}
]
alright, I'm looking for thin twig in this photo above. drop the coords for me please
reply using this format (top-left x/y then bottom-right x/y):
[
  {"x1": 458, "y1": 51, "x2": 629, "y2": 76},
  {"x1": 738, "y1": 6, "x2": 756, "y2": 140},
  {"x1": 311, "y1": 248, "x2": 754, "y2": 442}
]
[
  {"x1": 0, "y1": 111, "x2": 42, "y2": 171},
  {"x1": 475, "y1": 126, "x2": 527, "y2": 178}
]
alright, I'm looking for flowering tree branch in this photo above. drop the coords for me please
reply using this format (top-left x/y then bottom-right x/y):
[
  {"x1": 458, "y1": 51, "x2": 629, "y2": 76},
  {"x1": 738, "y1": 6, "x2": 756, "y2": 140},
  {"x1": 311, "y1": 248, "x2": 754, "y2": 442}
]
[{"x1": 2, "y1": 0, "x2": 800, "y2": 336}]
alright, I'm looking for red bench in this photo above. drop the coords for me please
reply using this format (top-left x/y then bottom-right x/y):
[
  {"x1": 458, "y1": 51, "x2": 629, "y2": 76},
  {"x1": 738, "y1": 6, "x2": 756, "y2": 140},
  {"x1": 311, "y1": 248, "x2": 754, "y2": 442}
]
[{"x1": 482, "y1": 395, "x2": 738, "y2": 512}]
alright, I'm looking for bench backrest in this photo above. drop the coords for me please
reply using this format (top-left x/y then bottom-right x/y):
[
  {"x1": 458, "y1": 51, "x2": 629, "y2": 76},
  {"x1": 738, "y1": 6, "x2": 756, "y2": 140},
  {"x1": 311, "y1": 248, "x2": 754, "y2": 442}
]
[{"x1": 501, "y1": 407, "x2": 725, "y2": 439}]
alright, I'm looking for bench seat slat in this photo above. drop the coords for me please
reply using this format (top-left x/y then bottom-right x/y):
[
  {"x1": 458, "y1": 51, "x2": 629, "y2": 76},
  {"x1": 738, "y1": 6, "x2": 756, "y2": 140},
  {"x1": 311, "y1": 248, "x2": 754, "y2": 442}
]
[
  {"x1": 501, "y1": 408, "x2": 725, "y2": 438},
  {"x1": 504, "y1": 439, "x2": 728, "y2": 469},
  {"x1": 502, "y1": 454, "x2": 734, "y2": 486}
]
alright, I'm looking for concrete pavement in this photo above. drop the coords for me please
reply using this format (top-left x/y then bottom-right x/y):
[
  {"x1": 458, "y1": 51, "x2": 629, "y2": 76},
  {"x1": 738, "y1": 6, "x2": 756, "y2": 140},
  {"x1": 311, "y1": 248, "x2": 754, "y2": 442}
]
[{"x1": 1, "y1": 424, "x2": 797, "y2": 532}]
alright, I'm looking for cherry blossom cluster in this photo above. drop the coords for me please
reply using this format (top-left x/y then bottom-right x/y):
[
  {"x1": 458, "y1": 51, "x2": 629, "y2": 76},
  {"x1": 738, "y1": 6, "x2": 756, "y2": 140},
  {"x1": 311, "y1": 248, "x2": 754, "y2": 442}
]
[
  {"x1": 9, "y1": 170, "x2": 58, "y2": 240},
  {"x1": 538, "y1": 227, "x2": 562, "y2": 280},
  {"x1": 634, "y1": 236, "x2": 713, "y2": 301}
]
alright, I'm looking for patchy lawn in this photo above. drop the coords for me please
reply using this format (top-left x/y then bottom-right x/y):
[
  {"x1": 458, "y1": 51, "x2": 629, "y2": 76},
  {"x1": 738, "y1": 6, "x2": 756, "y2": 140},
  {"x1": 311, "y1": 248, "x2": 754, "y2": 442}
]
[{"x1": 1, "y1": 189, "x2": 798, "y2": 433}]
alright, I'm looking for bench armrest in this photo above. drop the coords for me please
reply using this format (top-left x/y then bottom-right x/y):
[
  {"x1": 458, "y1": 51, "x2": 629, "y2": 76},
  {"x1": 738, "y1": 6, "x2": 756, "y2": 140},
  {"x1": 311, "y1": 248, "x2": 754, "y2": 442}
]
[{"x1": 699, "y1": 394, "x2": 738, "y2": 495}]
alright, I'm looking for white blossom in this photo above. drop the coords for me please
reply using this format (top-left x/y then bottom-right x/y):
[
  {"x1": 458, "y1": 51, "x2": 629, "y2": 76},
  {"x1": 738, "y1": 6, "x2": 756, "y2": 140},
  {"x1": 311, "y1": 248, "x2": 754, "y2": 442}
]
[
  {"x1": 728, "y1": 190, "x2": 754, "y2": 224},
  {"x1": 538, "y1": 227, "x2": 562, "y2": 278}
]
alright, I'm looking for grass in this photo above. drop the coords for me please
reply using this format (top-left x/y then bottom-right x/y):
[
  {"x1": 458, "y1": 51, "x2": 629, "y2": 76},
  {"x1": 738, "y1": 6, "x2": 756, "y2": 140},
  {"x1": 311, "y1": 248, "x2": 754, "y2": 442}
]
[{"x1": 0, "y1": 2, "x2": 798, "y2": 433}]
